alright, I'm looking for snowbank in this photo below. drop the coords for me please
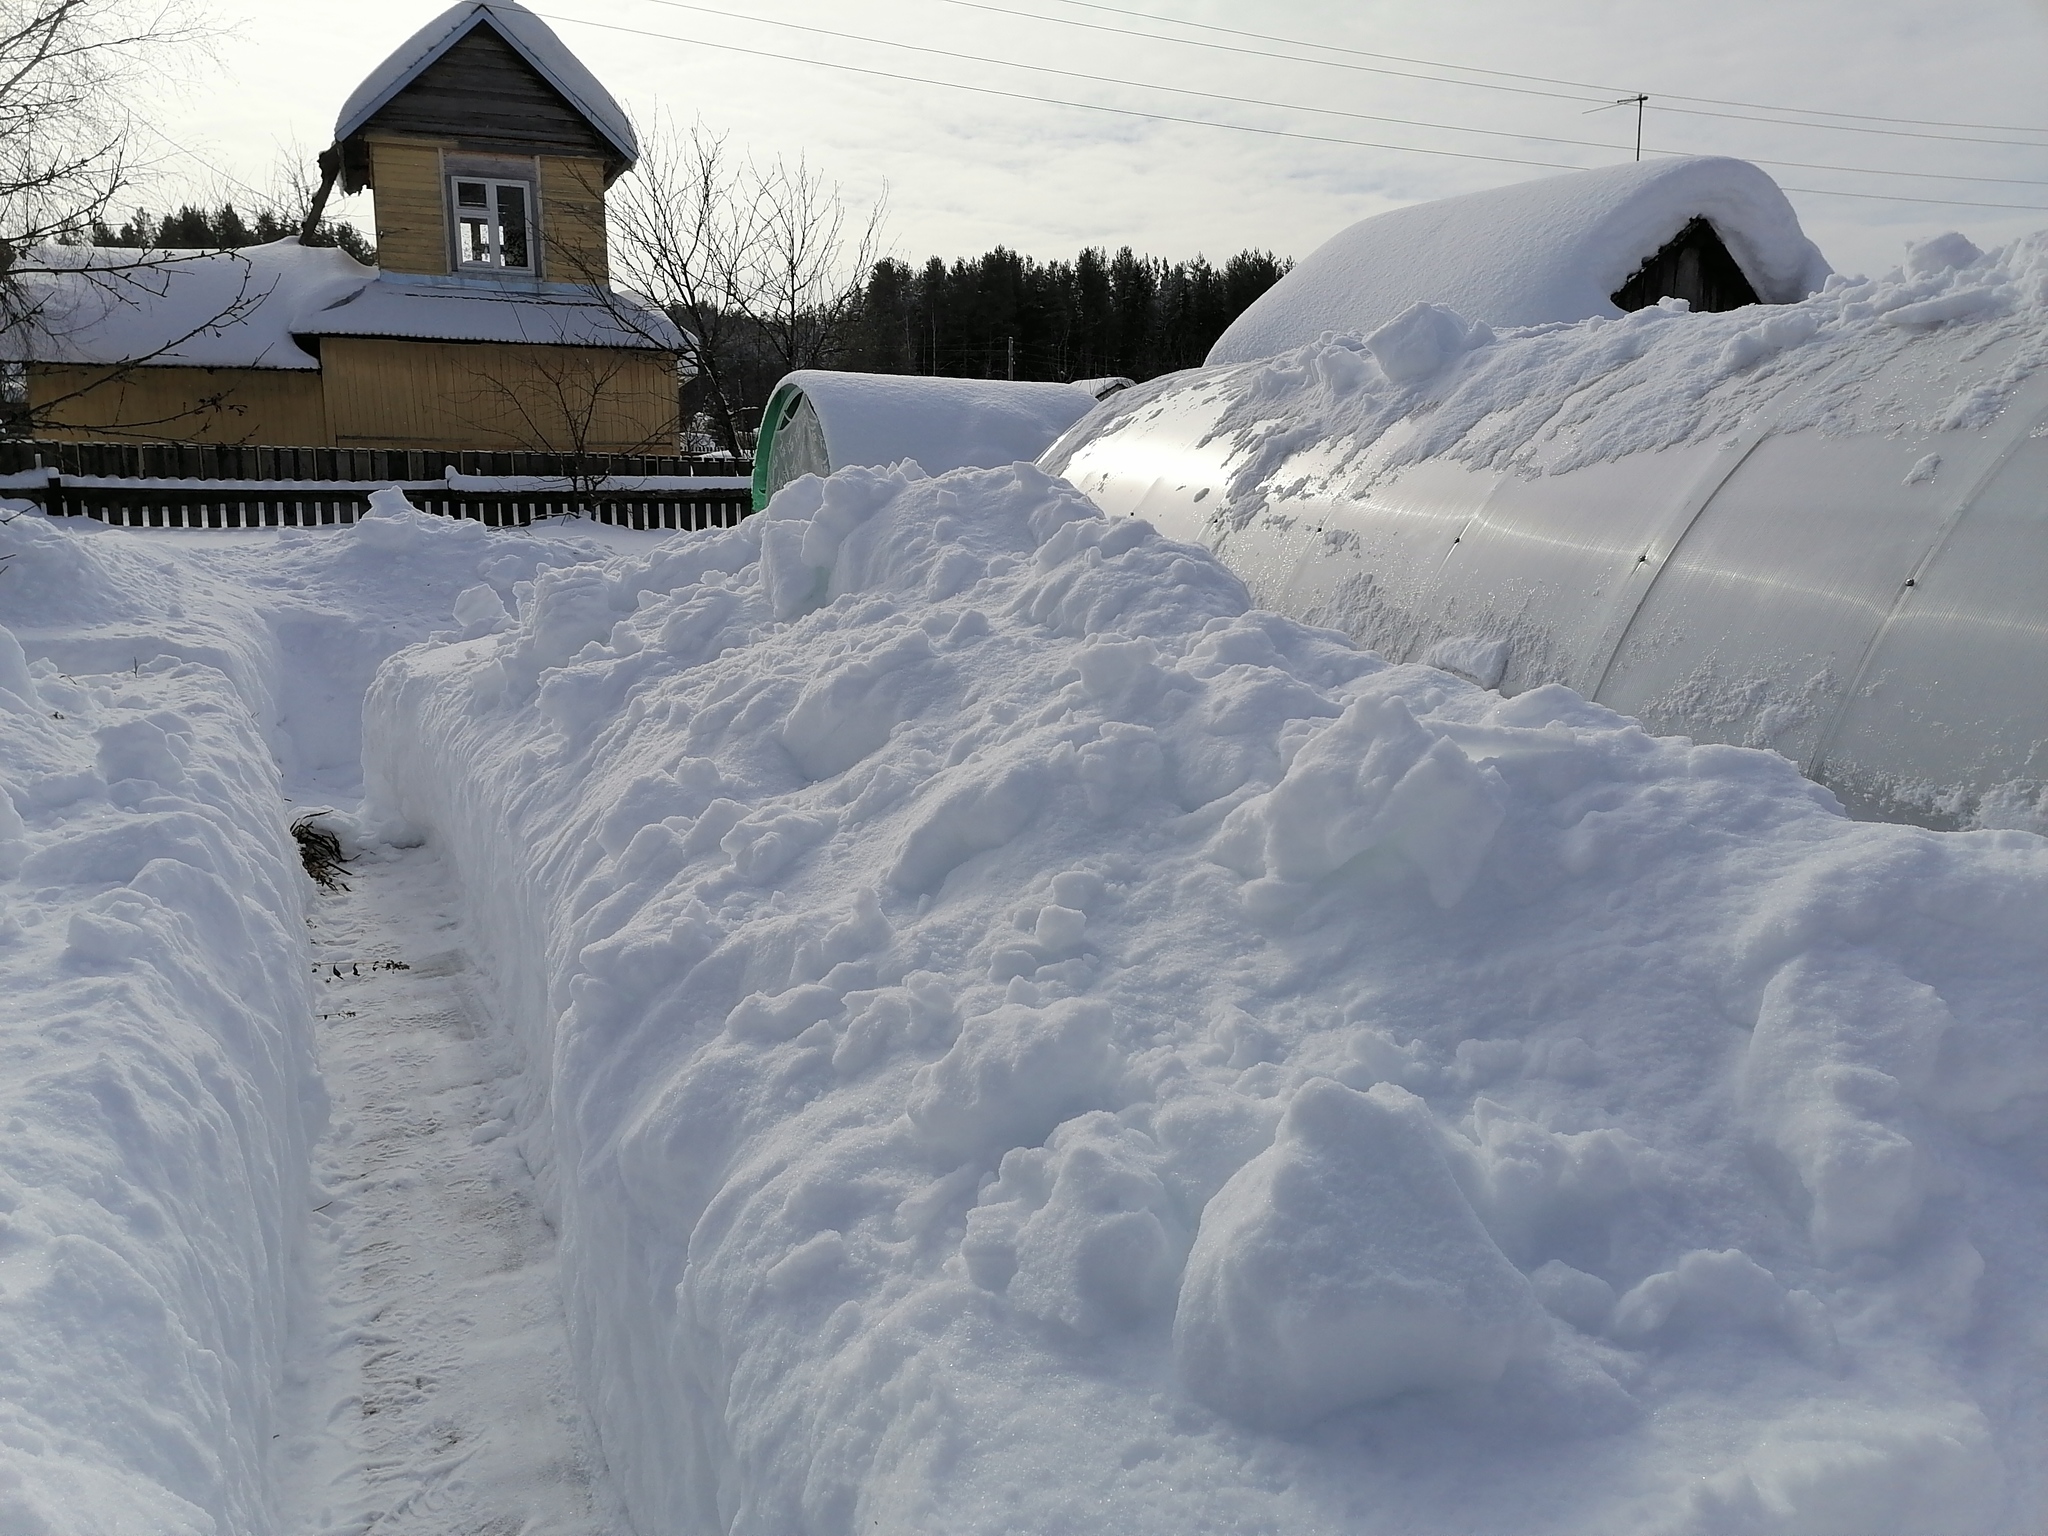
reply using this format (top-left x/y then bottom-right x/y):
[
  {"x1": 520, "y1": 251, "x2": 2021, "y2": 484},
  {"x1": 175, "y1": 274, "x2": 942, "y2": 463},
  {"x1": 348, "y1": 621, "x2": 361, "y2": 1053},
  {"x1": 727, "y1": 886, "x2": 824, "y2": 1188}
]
[
  {"x1": 366, "y1": 461, "x2": 2048, "y2": 1535},
  {"x1": 0, "y1": 629, "x2": 320, "y2": 1532},
  {"x1": 0, "y1": 501, "x2": 674, "y2": 1530},
  {"x1": 1208, "y1": 156, "x2": 1830, "y2": 365}
]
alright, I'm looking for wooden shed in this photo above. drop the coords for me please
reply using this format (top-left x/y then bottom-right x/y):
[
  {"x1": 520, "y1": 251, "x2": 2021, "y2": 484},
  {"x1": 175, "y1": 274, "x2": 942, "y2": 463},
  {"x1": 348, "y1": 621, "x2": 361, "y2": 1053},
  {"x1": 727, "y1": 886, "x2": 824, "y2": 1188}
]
[{"x1": 16, "y1": 0, "x2": 683, "y2": 453}]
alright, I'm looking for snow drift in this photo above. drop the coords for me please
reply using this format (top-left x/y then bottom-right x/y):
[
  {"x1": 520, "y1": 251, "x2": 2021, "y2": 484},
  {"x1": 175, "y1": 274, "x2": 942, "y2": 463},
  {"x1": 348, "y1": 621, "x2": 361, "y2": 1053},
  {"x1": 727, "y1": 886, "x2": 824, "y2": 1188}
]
[
  {"x1": 0, "y1": 500, "x2": 647, "y2": 1531},
  {"x1": 366, "y1": 460, "x2": 2048, "y2": 1535},
  {"x1": 0, "y1": 627, "x2": 320, "y2": 1532}
]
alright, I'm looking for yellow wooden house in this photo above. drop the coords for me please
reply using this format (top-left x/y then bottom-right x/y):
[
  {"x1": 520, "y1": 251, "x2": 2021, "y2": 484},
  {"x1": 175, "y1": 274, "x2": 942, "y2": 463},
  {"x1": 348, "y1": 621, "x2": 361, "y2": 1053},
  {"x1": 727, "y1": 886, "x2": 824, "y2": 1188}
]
[{"x1": 20, "y1": 1, "x2": 682, "y2": 453}]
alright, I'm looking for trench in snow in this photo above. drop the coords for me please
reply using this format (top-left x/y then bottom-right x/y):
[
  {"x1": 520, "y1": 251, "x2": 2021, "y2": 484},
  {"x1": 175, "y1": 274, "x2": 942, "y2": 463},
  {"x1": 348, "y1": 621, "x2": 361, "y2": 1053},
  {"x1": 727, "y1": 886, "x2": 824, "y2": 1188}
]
[{"x1": 271, "y1": 837, "x2": 629, "y2": 1536}]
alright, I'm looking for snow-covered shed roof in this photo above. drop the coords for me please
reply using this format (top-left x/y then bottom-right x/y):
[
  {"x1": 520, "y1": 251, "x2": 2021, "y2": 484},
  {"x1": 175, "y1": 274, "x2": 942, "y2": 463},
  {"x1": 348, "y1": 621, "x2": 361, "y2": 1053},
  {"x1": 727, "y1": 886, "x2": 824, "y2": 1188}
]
[
  {"x1": 298, "y1": 273, "x2": 683, "y2": 351},
  {"x1": 1208, "y1": 156, "x2": 1831, "y2": 366},
  {"x1": 334, "y1": 1, "x2": 637, "y2": 170},
  {"x1": 3, "y1": 242, "x2": 374, "y2": 369},
  {"x1": 5, "y1": 240, "x2": 684, "y2": 365}
]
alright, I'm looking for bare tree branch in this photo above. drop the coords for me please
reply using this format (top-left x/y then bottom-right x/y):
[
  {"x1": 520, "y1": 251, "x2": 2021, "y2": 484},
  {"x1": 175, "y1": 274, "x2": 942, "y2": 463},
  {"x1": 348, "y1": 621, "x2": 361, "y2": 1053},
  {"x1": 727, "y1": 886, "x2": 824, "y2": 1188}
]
[
  {"x1": 0, "y1": 0, "x2": 229, "y2": 439},
  {"x1": 608, "y1": 115, "x2": 888, "y2": 458}
]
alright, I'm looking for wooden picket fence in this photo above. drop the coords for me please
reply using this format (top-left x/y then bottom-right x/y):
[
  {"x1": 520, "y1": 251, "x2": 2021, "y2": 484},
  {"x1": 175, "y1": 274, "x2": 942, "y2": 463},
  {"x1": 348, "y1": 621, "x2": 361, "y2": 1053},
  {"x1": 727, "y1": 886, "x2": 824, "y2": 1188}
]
[
  {"x1": 19, "y1": 480, "x2": 753, "y2": 531},
  {"x1": 0, "y1": 438, "x2": 746, "y2": 483}
]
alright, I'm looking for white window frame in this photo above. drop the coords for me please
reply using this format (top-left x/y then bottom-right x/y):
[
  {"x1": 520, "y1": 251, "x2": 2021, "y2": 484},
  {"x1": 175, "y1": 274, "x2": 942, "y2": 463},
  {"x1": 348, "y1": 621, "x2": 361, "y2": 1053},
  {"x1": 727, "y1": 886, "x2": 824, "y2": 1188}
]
[{"x1": 451, "y1": 176, "x2": 536, "y2": 273}]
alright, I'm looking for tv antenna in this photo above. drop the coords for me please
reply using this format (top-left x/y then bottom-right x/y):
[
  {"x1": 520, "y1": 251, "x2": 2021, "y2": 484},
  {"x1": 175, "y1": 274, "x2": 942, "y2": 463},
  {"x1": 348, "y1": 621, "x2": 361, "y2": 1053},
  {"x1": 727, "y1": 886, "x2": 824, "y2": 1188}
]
[{"x1": 1587, "y1": 93, "x2": 1651, "y2": 160}]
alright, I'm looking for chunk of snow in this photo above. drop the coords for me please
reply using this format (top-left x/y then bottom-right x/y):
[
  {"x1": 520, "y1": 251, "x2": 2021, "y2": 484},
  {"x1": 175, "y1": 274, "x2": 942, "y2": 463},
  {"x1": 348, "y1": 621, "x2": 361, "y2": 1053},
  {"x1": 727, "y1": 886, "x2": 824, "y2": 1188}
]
[{"x1": 1174, "y1": 1079, "x2": 1547, "y2": 1427}]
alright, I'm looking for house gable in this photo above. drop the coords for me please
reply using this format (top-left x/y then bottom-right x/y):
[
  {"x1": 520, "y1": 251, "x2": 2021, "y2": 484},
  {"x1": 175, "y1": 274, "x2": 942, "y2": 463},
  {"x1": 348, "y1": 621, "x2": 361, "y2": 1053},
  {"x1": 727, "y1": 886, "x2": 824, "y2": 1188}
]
[{"x1": 341, "y1": 24, "x2": 614, "y2": 192}]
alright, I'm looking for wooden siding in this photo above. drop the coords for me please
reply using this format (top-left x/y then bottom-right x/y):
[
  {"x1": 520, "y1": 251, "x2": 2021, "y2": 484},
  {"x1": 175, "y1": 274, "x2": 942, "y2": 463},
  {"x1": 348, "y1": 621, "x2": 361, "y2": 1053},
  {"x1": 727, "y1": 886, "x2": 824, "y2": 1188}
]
[
  {"x1": 359, "y1": 24, "x2": 617, "y2": 174},
  {"x1": 370, "y1": 137, "x2": 452, "y2": 275},
  {"x1": 27, "y1": 364, "x2": 329, "y2": 445},
  {"x1": 322, "y1": 337, "x2": 677, "y2": 452},
  {"x1": 540, "y1": 156, "x2": 609, "y2": 282},
  {"x1": 1612, "y1": 217, "x2": 1761, "y2": 315}
]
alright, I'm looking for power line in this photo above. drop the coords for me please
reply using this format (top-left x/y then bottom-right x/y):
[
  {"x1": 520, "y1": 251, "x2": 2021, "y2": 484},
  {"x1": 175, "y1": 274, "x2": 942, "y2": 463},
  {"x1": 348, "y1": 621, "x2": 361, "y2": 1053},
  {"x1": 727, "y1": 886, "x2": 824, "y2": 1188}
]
[
  {"x1": 539, "y1": 11, "x2": 1582, "y2": 171},
  {"x1": 617, "y1": 1, "x2": 2048, "y2": 191},
  {"x1": 622, "y1": 3, "x2": 1663, "y2": 157},
  {"x1": 934, "y1": 0, "x2": 2048, "y2": 149},
  {"x1": 1011, "y1": 0, "x2": 2048, "y2": 140},
  {"x1": 128, "y1": 119, "x2": 271, "y2": 204},
  {"x1": 540, "y1": 10, "x2": 2048, "y2": 211}
]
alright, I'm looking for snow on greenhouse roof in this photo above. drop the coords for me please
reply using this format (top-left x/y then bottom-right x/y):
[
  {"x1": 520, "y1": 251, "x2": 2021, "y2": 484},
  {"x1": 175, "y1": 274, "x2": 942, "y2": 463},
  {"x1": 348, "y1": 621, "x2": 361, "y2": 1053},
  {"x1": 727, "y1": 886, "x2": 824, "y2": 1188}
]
[
  {"x1": 1208, "y1": 156, "x2": 1831, "y2": 366},
  {"x1": 333, "y1": 0, "x2": 638, "y2": 168},
  {"x1": 780, "y1": 372, "x2": 1107, "y2": 479},
  {"x1": 4, "y1": 241, "x2": 684, "y2": 366}
]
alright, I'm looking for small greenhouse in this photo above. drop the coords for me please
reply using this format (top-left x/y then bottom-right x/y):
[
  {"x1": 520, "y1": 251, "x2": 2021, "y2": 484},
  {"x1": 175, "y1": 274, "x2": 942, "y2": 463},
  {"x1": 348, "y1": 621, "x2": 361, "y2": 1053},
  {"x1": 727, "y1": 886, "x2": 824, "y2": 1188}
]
[{"x1": 753, "y1": 372, "x2": 1125, "y2": 510}]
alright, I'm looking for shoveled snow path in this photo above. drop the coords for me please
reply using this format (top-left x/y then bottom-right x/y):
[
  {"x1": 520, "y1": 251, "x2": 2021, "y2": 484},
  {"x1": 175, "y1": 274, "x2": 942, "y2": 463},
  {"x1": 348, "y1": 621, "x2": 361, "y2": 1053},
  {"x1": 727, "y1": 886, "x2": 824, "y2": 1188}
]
[{"x1": 274, "y1": 839, "x2": 628, "y2": 1536}]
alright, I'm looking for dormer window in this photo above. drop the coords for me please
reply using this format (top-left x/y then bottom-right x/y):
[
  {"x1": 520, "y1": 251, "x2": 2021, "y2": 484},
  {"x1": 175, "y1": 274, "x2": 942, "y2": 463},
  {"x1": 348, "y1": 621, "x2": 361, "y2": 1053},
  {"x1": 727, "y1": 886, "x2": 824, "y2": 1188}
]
[{"x1": 453, "y1": 178, "x2": 532, "y2": 271}]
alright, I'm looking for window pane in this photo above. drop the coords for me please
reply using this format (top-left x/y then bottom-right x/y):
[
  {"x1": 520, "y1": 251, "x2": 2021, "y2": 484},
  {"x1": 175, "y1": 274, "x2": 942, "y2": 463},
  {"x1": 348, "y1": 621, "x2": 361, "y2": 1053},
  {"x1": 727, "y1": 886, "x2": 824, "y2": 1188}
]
[
  {"x1": 455, "y1": 180, "x2": 488, "y2": 208},
  {"x1": 496, "y1": 183, "x2": 530, "y2": 270},
  {"x1": 460, "y1": 215, "x2": 492, "y2": 265}
]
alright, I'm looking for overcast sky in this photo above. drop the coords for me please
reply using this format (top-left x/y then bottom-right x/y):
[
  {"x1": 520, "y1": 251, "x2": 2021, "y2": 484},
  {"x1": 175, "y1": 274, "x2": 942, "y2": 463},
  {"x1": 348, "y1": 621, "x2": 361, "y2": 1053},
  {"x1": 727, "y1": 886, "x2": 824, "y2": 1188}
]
[{"x1": 144, "y1": 0, "x2": 2048, "y2": 280}]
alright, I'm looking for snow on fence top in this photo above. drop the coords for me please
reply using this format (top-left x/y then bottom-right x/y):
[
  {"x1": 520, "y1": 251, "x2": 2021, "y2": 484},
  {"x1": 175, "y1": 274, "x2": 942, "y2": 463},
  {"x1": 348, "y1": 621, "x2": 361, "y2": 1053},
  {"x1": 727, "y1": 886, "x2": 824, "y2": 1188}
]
[
  {"x1": 1208, "y1": 156, "x2": 1832, "y2": 366},
  {"x1": 334, "y1": 0, "x2": 638, "y2": 169},
  {"x1": 5, "y1": 241, "x2": 683, "y2": 367}
]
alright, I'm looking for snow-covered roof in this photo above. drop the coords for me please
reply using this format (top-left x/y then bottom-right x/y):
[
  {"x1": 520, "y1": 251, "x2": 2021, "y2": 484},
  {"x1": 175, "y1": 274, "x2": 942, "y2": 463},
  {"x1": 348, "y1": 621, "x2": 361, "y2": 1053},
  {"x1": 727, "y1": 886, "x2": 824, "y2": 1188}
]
[
  {"x1": 298, "y1": 274, "x2": 684, "y2": 351},
  {"x1": 4, "y1": 240, "x2": 684, "y2": 365},
  {"x1": 3, "y1": 241, "x2": 374, "y2": 369},
  {"x1": 1208, "y1": 156, "x2": 1831, "y2": 366},
  {"x1": 334, "y1": 0, "x2": 637, "y2": 169}
]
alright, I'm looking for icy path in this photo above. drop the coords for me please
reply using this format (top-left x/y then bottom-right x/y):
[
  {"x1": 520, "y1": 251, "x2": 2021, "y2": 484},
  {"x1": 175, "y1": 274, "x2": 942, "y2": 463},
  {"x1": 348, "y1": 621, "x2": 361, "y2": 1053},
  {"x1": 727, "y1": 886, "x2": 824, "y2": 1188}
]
[{"x1": 274, "y1": 839, "x2": 628, "y2": 1536}]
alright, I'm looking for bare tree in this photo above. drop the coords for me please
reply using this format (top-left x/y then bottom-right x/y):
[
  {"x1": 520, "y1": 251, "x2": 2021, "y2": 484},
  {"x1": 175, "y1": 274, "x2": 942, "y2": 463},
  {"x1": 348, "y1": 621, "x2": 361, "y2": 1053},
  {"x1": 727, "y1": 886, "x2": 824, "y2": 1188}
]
[
  {"x1": 451, "y1": 343, "x2": 678, "y2": 494},
  {"x1": 609, "y1": 118, "x2": 886, "y2": 457},
  {"x1": 0, "y1": 0, "x2": 246, "y2": 440}
]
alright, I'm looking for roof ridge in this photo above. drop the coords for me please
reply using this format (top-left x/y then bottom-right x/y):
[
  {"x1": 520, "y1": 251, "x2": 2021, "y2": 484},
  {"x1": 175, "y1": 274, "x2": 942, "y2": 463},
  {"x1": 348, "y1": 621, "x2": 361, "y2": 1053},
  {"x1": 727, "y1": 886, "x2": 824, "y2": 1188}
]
[{"x1": 332, "y1": 1, "x2": 638, "y2": 170}]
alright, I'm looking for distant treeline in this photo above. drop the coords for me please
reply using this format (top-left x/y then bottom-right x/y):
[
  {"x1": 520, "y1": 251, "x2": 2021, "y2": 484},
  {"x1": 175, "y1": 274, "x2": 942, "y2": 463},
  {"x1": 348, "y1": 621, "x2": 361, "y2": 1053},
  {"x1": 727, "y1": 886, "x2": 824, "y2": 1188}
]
[
  {"x1": 83, "y1": 203, "x2": 376, "y2": 264},
  {"x1": 845, "y1": 246, "x2": 1291, "y2": 383}
]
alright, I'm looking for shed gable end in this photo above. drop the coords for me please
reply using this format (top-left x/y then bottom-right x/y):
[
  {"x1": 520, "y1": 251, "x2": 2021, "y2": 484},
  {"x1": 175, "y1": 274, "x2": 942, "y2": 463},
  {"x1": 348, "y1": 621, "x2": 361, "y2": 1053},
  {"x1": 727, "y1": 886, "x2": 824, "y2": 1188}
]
[{"x1": 1611, "y1": 216, "x2": 1763, "y2": 315}]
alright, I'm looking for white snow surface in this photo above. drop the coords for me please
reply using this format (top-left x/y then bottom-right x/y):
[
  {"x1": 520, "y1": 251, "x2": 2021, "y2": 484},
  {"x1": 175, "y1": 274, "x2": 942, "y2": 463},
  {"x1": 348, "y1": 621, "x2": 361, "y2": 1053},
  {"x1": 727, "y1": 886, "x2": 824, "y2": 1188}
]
[
  {"x1": 0, "y1": 501, "x2": 652, "y2": 1531},
  {"x1": 1207, "y1": 156, "x2": 1832, "y2": 366},
  {"x1": 0, "y1": 640, "x2": 321, "y2": 1531},
  {"x1": 780, "y1": 371, "x2": 1108, "y2": 478},
  {"x1": 350, "y1": 460, "x2": 2048, "y2": 1535},
  {"x1": 334, "y1": 0, "x2": 638, "y2": 169}
]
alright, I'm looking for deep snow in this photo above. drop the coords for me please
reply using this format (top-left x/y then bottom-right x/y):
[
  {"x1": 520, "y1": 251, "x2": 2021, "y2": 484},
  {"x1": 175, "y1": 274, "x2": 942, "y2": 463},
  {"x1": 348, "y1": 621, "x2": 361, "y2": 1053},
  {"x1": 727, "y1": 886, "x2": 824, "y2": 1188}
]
[
  {"x1": 4, "y1": 454, "x2": 2048, "y2": 1533},
  {"x1": 0, "y1": 504, "x2": 645, "y2": 1530},
  {"x1": 360, "y1": 466, "x2": 2048, "y2": 1534},
  {"x1": 0, "y1": 641, "x2": 318, "y2": 1533}
]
